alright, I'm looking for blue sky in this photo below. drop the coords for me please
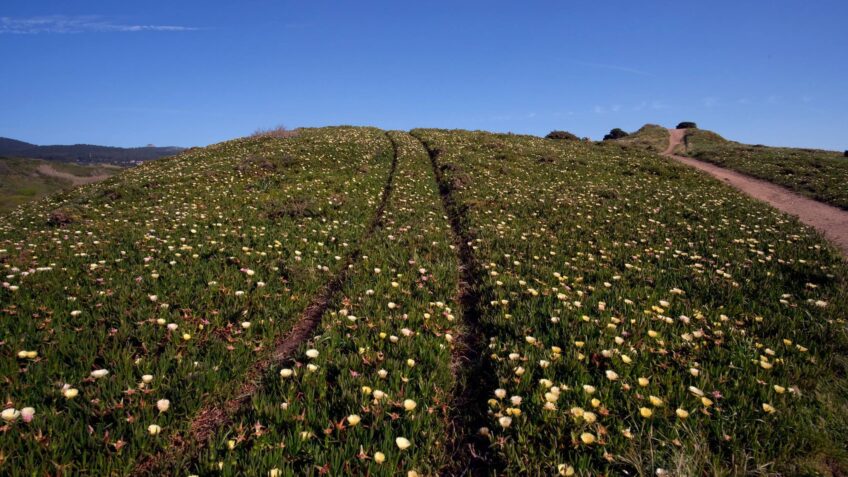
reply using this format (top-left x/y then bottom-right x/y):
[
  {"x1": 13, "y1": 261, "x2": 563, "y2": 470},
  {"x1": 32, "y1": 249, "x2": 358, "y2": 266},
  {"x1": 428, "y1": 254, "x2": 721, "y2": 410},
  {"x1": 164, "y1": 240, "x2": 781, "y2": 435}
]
[{"x1": 2, "y1": 1, "x2": 846, "y2": 149}]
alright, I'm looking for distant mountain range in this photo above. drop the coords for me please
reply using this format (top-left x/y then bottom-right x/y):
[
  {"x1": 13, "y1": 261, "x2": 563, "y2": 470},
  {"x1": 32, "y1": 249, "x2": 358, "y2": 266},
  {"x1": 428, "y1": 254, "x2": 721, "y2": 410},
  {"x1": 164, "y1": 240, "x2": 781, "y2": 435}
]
[{"x1": 0, "y1": 137, "x2": 184, "y2": 165}]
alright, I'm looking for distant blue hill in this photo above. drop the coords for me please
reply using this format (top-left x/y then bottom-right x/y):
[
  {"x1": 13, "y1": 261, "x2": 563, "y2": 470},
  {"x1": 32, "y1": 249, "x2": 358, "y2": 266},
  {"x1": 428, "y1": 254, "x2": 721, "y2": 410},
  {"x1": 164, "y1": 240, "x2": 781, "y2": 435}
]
[{"x1": 0, "y1": 137, "x2": 184, "y2": 165}]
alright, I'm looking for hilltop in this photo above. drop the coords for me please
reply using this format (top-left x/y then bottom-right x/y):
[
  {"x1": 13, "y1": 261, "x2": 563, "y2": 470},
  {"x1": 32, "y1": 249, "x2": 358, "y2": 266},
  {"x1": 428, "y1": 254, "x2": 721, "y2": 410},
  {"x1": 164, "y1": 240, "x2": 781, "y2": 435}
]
[
  {"x1": 0, "y1": 136, "x2": 184, "y2": 165},
  {"x1": 0, "y1": 127, "x2": 846, "y2": 476}
]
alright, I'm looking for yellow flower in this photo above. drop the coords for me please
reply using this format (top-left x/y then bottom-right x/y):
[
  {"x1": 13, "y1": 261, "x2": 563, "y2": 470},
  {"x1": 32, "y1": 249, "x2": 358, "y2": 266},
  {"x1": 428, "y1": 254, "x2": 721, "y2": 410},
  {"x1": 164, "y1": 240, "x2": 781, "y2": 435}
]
[
  {"x1": 773, "y1": 385, "x2": 785, "y2": 394},
  {"x1": 580, "y1": 432, "x2": 595, "y2": 444},
  {"x1": 675, "y1": 408, "x2": 689, "y2": 419},
  {"x1": 374, "y1": 452, "x2": 386, "y2": 464},
  {"x1": 347, "y1": 414, "x2": 361, "y2": 426},
  {"x1": 403, "y1": 399, "x2": 417, "y2": 412},
  {"x1": 639, "y1": 407, "x2": 653, "y2": 418},
  {"x1": 148, "y1": 424, "x2": 162, "y2": 435},
  {"x1": 637, "y1": 377, "x2": 649, "y2": 387},
  {"x1": 762, "y1": 403, "x2": 776, "y2": 414},
  {"x1": 649, "y1": 395, "x2": 663, "y2": 407}
]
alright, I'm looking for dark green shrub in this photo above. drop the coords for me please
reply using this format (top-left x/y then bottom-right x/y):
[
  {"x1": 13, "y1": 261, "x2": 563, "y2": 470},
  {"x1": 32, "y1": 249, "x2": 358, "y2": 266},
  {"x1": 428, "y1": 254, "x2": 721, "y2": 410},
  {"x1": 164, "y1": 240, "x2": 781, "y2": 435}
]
[
  {"x1": 676, "y1": 122, "x2": 697, "y2": 129},
  {"x1": 843, "y1": 150, "x2": 847, "y2": 157},
  {"x1": 545, "y1": 130, "x2": 579, "y2": 141},
  {"x1": 603, "y1": 128, "x2": 629, "y2": 141}
]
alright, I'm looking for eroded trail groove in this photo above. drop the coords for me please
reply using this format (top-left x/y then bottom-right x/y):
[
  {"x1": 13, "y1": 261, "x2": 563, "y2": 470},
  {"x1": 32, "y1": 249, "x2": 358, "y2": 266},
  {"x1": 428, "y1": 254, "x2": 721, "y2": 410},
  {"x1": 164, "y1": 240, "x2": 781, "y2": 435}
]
[
  {"x1": 664, "y1": 128, "x2": 848, "y2": 256},
  {"x1": 135, "y1": 135, "x2": 400, "y2": 476},
  {"x1": 411, "y1": 134, "x2": 500, "y2": 476}
]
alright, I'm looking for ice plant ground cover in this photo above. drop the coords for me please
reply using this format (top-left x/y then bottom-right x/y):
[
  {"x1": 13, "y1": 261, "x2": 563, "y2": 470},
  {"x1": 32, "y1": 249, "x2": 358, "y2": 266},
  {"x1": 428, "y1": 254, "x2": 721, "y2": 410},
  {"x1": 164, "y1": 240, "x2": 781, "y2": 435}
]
[
  {"x1": 412, "y1": 129, "x2": 848, "y2": 476},
  {"x1": 0, "y1": 127, "x2": 846, "y2": 475},
  {"x1": 191, "y1": 131, "x2": 462, "y2": 475},
  {"x1": 0, "y1": 127, "x2": 394, "y2": 474},
  {"x1": 680, "y1": 128, "x2": 848, "y2": 210}
]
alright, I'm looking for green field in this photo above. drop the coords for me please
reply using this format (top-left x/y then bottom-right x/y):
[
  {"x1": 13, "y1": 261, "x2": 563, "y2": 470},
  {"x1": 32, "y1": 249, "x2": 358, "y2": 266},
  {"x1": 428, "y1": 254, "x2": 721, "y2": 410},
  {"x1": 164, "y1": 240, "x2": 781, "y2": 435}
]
[
  {"x1": 1, "y1": 128, "x2": 846, "y2": 476},
  {"x1": 678, "y1": 129, "x2": 848, "y2": 209},
  {"x1": 0, "y1": 157, "x2": 121, "y2": 212}
]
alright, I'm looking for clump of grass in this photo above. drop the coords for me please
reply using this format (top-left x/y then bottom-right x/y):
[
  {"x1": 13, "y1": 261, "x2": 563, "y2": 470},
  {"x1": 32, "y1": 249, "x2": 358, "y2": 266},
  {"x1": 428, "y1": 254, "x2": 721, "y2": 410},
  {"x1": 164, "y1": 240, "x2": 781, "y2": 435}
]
[
  {"x1": 603, "y1": 128, "x2": 629, "y2": 140},
  {"x1": 250, "y1": 125, "x2": 299, "y2": 139},
  {"x1": 546, "y1": 130, "x2": 579, "y2": 141}
]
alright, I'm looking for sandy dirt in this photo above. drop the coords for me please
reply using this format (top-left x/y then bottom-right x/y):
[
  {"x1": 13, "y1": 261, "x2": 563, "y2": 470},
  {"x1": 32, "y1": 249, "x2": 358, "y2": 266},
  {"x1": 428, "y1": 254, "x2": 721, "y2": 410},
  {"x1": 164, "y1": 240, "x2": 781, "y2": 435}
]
[
  {"x1": 663, "y1": 128, "x2": 848, "y2": 256},
  {"x1": 36, "y1": 164, "x2": 112, "y2": 186}
]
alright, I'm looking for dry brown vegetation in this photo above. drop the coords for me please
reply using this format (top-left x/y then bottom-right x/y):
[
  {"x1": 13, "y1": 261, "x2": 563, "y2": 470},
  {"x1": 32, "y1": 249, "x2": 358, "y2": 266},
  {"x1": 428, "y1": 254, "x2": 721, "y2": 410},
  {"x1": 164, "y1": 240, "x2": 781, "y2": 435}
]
[{"x1": 249, "y1": 125, "x2": 300, "y2": 139}]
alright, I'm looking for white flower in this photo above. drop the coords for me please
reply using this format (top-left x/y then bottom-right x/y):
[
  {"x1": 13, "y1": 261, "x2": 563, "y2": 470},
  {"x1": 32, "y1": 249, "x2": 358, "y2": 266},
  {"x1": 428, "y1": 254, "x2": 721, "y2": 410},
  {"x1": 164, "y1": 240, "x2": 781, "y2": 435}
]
[
  {"x1": 1, "y1": 408, "x2": 20, "y2": 422},
  {"x1": 90, "y1": 369, "x2": 109, "y2": 379},
  {"x1": 156, "y1": 399, "x2": 170, "y2": 413},
  {"x1": 498, "y1": 416, "x2": 512, "y2": 428},
  {"x1": 494, "y1": 388, "x2": 507, "y2": 399},
  {"x1": 148, "y1": 424, "x2": 162, "y2": 435},
  {"x1": 403, "y1": 399, "x2": 417, "y2": 411},
  {"x1": 347, "y1": 414, "x2": 361, "y2": 426},
  {"x1": 374, "y1": 452, "x2": 386, "y2": 464},
  {"x1": 241, "y1": 321, "x2": 251, "y2": 329},
  {"x1": 305, "y1": 349, "x2": 319, "y2": 359},
  {"x1": 142, "y1": 374, "x2": 154, "y2": 384},
  {"x1": 280, "y1": 368, "x2": 294, "y2": 378},
  {"x1": 395, "y1": 437, "x2": 411, "y2": 450},
  {"x1": 605, "y1": 370, "x2": 619, "y2": 381}
]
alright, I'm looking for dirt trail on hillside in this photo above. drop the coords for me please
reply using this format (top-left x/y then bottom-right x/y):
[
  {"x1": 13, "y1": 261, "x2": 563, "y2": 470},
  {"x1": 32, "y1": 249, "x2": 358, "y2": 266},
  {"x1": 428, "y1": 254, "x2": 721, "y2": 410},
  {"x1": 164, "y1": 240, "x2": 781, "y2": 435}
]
[
  {"x1": 663, "y1": 128, "x2": 848, "y2": 256},
  {"x1": 36, "y1": 164, "x2": 112, "y2": 186}
]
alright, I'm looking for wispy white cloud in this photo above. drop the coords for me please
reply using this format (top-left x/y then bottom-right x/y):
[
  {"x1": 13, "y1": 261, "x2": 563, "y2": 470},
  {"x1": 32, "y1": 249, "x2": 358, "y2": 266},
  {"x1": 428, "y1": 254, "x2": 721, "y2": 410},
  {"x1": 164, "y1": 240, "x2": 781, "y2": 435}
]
[
  {"x1": 702, "y1": 97, "x2": 719, "y2": 108},
  {"x1": 0, "y1": 15, "x2": 198, "y2": 34},
  {"x1": 488, "y1": 112, "x2": 538, "y2": 121},
  {"x1": 574, "y1": 61, "x2": 654, "y2": 77}
]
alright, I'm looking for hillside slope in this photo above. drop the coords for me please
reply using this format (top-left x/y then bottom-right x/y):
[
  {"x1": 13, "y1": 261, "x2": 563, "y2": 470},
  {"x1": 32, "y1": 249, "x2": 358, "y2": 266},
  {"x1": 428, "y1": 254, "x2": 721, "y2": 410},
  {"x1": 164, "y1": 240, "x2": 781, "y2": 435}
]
[
  {"x1": 678, "y1": 128, "x2": 848, "y2": 209},
  {"x1": 0, "y1": 157, "x2": 121, "y2": 212},
  {"x1": 0, "y1": 127, "x2": 846, "y2": 476}
]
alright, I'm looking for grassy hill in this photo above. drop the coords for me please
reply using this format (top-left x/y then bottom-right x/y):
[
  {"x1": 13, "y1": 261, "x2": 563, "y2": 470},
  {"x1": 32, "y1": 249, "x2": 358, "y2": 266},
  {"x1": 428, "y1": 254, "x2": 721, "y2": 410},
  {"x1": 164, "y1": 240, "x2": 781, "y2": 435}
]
[
  {"x1": 609, "y1": 124, "x2": 670, "y2": 152},
  {"x1": 0, "y1": 157, "x2": 122, "y2": 212},
  {"x1": 0, "y1": 127, "x2": 846, "y2": 476},
  {"x1": 677, "y1": 128, "x2": 848, "y2": 209}
]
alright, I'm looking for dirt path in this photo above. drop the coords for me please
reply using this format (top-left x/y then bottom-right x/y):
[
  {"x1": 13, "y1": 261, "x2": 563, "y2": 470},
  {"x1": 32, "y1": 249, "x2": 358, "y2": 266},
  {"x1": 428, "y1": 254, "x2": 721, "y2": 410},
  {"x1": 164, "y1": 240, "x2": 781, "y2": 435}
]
[
  {"x1": 36, "y1": 164, "x2": 112, "y2": 186},
  {"x1": 663, "y1": 128, "x2": 848, "y2": 256}
]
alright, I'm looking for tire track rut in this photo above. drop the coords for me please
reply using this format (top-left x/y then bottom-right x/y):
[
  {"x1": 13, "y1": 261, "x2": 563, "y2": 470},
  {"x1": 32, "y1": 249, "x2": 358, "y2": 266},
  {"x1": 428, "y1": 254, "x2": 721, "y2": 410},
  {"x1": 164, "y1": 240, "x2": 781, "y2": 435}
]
[
  {"x1": 134, "y1": 134, "x2": 400, "y2": 475},
  {"x1": 411, "y1": 133, "x2": 501, "y2": 476}
]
